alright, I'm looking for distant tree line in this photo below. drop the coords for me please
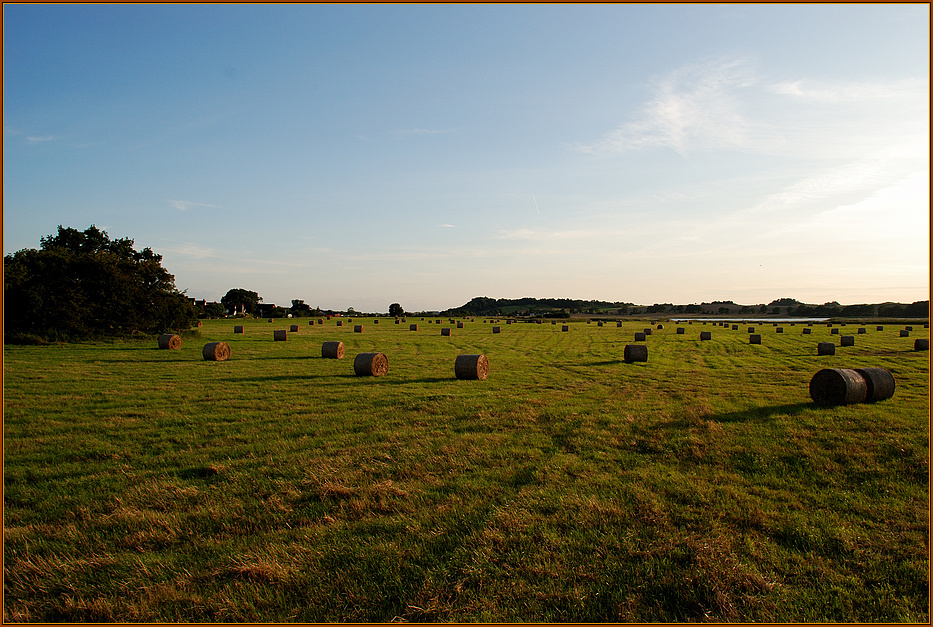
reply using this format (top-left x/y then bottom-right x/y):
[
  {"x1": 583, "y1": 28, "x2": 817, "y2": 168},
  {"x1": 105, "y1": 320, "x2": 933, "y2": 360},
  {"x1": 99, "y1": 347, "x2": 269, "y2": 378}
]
[{"x1": 4, "y1": 225, "x2": 199, "y2": 343}]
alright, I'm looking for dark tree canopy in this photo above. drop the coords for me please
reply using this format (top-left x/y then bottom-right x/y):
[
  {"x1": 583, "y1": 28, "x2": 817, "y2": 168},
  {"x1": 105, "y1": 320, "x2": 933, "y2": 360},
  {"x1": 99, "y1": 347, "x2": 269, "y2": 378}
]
[
  {"x1": 221, "y1": 288, "x2": 262, "y2": 315},
  {"x1": 4, "y1": 225, "x2": 198, "y2": 342},
  {"x1": 388, "y1": 303, "x2": 404, "y2": 317}
]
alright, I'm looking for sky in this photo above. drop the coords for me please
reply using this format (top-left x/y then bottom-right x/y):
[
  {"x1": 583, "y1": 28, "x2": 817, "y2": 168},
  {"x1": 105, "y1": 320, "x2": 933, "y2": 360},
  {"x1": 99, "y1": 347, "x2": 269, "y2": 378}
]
[{"x1": 4, "y1": 4, "x2": 929, "y2": 313}]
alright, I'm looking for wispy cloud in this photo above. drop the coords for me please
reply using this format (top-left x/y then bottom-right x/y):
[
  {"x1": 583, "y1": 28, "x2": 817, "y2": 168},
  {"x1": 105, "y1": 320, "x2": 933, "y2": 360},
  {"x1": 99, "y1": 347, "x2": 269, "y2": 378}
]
[
  {"x1": 168, "y1": 199, "x2": 223, "y2": 211},
  {"x1": 26, "y1": 135, "x2": 57, "y2": 143},
  {"x1": 768, "y1": 77, "x2": 927, "y2": 102},
  {"x1": 439, "y1": 224, "x2": 458, "y2": 228}
]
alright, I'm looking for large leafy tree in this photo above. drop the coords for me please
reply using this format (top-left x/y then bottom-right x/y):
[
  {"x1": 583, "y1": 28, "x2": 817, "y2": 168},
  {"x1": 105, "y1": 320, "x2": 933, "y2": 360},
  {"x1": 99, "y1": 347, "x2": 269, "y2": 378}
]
[
  {"x1": 4, "y1": 225, "x2": 198, "y2": 341},
  {"x1": 221, "y1": 288, "x2": 262, "y2": 315}
]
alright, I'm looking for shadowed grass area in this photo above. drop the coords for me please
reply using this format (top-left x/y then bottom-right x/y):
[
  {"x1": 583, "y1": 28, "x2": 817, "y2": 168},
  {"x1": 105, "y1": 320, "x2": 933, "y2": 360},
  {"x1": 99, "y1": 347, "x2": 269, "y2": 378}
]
[{"x1": 3, "y1": 318, "x2": 929, "y2": 622}]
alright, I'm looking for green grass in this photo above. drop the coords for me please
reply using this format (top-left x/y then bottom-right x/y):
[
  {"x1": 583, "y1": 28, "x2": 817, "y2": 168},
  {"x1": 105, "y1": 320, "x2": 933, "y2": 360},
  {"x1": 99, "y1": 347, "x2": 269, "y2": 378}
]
[{"x1": 3, "y1": 317, "x2": 929, "y2": 622}]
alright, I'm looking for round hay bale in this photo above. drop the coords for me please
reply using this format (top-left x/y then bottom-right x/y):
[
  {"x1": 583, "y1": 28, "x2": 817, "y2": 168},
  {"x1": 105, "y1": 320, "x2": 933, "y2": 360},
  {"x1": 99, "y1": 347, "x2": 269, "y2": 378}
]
[
  {"x1": 831, "y1": 328, "x2": 839, "y2": 335},
  {"x1": 354, "y1": 325, "x2": 364, "y2": 333},
  {"x1": 776, "y1": 327, "x2": 784, "y2": 333},
  {"x1": 643, "y1": 328, "x2": 653, "y2": 335},
  {"x1": 158, "y1": 333, "x2": 182, "y2": 350},
  {"x1": 657, "y1": 324, "x2": 663, "y2": 330},
  {"x1": 809, "y1": 368, "x2": 867, "y2": 406},
  {"x1": 749, "y1": 334, "x2": 761, "y2": 345},
  {"x1": 373, "y1": 320, "x2": 379, "y2": 325},
  {"x1": 309, "y1": 321, "x2": 315, "y2": 326},
  {"x1": 410, "y1": 324, "x2": 418, "y2": 331},
  {"x1": 748, "y1": 327, "x2": 755, "y2": 333},
  {"x1": 492, "y1": 326, "x2": 501, "y2": 334},
  {"x1": 507, "y1": 320, "x2": 513, "y2": 325},
  {"x1": 914, "y1": 338, "x2": 929, "y2": 351},
  {"x1": 455, "y1": 354, "x2": 489, "y2": 380},
  {"x1": 634, "y1": 332, "x2": 646, "y2": 341},
  {"x1": 803, "y1": 328, "x2": 812, "y2": 334},
  {"x1": 562, "y1": 325, "x2": 569, "y2": 332},
  {"x1": 202, "y1": 341, "x2": 231, "y2": 362},
  {"x1": 321, "y1": 341, "x2": 345, "y2": 359},
  {"x1": 234, "y1": 325, "x2": 244, "y2": 334},
  {"x1": 732, "y1": 325, "x2": 739, "y2": 330},
  {"x1": 899, "y1": 330, "x2": 910, "y2": 337},
  {"x1": 623, "y1": 344, "x2": 648, "y2": 363},
  {"x1": 617, "y1": 321, "x2": 623, "y2": 327},
  {"x1": 290, "y1": 325, "x2": 299, "y2": 332},
  {"x1": 441, "y1": 327, "x2": 452, "y2": 336},
  {"x1": 194, "y1": 320, "x2": 203, "y2": 328},
  {"x1": 457, "y1": 322, "x2": 464, "y2": 329},
  {"x1": 857, "y1": 328, "x2": 865, "y2": 334},
  {"x1": 395, "y1": 319, "x2": 400, "y2": 324},
  {"x1": 817, "y1": 342, "x2": 835, "y2": 356},
  {"x1": 336, "y1": 321, "x2": 343, "y2": 327},
  {"x1": 354, "y1": 352, "x2": 388, "y2": 377},
  {"x1": 840, "y1": 335, "x2": 855, "y2": 347},
  {"x1": 268, "y1": 318, "x2": 273, "y2": 322},
  {"x1": 551, "y1": 321, "x2": 557, "y2": 325},
  {"x1": 854, "y1": 367, "x2": 895, "y2": 403},
  {"x1": 700, "y1": 331, "x2": 711, "y2": 340},
  {"x1": 676, "y1": 327, "x2": 685, "y2": 335},
  {"x1": 318, "y1": 319, "x2": 324, "y2": 324},
  {"x1": 876, "y1": 326, "x2": 884, "y2": 331},
  {"x1": 597, "y1": 321, "x2": 604, "y2": 327},
  {"x1": 274, "y1": 330, "x2": 287, "y2": 341},
  {"x1": 905, "y1": 326, "x2": 913, "y2": 332}
]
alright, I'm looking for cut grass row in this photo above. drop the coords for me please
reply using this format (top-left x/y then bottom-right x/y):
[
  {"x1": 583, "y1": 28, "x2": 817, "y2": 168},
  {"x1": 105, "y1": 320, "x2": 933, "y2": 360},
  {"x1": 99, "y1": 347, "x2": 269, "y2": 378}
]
[{"x1": 3, "y1": 318, "x2": 929, "y2": 622}]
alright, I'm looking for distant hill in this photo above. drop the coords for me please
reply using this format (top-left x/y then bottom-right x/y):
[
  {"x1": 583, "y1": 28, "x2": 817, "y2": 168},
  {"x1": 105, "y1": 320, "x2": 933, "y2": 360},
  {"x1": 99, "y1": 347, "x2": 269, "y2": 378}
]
[{"x1": 442, "y1": 297, "x2": 929, "y2": 318}]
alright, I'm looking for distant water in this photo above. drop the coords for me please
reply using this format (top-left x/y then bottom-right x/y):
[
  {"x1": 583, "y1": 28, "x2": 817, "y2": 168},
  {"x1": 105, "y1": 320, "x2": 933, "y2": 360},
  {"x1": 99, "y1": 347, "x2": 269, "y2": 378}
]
[{"x1": 670, "y1": 317, "x2": 831, "y2": 323}]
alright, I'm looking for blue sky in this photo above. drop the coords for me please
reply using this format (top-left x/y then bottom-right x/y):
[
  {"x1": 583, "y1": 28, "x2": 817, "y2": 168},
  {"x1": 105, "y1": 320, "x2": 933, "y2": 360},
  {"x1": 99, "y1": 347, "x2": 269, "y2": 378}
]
[{"x1": 4, "y1": 4, "x2": 928, "y2": 312}]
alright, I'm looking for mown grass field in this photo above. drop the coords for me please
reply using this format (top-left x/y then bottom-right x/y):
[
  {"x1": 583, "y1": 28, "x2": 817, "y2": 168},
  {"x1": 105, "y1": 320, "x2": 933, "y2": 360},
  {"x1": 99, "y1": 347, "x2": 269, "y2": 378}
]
[{"x1": 3, "y1": 316, "x2": 929, "y2": 622}]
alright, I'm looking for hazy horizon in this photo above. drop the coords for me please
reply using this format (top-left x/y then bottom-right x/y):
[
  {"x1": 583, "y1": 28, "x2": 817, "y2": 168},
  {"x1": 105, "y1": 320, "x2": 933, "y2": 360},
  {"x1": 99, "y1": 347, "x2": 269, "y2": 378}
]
[{"x1": 4, "y1": 5, "x2": 929, "y2": 312}]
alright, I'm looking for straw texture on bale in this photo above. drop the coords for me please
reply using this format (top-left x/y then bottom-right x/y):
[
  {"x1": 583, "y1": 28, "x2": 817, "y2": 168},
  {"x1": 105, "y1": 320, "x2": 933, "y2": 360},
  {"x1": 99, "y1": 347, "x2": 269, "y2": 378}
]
[
  {"x1": 441, "y1": 327, "x2": 452, "y2": 336},
  {"x1": 202, "y1": 341, "x2": 231, "y2": 362},
  {"x1": 809, "y1": 368, "x2": 867, "y2": 406},
  {"x1": 321, "y1": 341, "x2": 345, "y2": 359},
  {"x1": 454, "y1": 354, "x2": 489, "y2": 380},
  {"x1": 274, "y1": 330, "x2": 287, "y2": 341},
  {"x1": 676, "y1": 327, "x2": 685, "y2": 335},
  {"x1": 840, "y1": 335, "x2": 855, "y2": 347},
  {"x1": 158, "y1": 334, "x2": 182, "y2": 350},
  {"x1": 492, "y1": 326, "x2": 501, "y2": 334},
  {"x1": 900, "y1": 330, "x2": 910, "y2": 337},
  {"x1": 290, "y1": 325, "x2": 299, "y2": 332},
  {"x1": 234, "y1": 325, "x2": 244, "y2": 334},
  {"x1": 354, "y1": 325, "x2": 363, "y2": 333},
  {"x1": 817, "y1": 342, "x2": 835, "y2": 356},
  {"x1": 634, "y1": 332, "x2": 646, "y2": 341},
  {"x1": 354, "y1": 352, "x2": 389, "y2": 377},
  {"x1": 410, "y1": 324, "x2": 418, "y2": 331},
  {"x1": 749, "y1": 334, "x2": 761, "y2": 345},
  {"x1": 915, "y1": 338, "x2": 929, "y2": 351},
  {"x1": 623, "y1": 344, "x2": 648, "y2": 363},
  {"x1": 854, "y1": 367, "x2": 895, "y2": 403},
  {"x1": 562, "y1": 325, "x2": 569, "y2": 332}
]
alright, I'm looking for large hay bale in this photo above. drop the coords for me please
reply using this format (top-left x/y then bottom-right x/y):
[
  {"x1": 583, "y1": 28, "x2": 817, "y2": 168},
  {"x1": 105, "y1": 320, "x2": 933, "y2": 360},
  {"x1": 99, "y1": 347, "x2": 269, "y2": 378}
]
[
  {"x1": 840, "y1": 335, "x2": 855, "y2": 347},
  {"x1": 410, "y1": 324, "x2": 418, "y2": 331},
  {"x1": 321, "y1": 341, "x2": 345, "y2": 359},
  {"x1": 676, "y1": 327, "x2": 685, "y2": 335},
  {"x1": 290, "y1": 325, "x2": 299, "y2": 332},
  {"x1": 354, "y1": 352, "x2": 388, "y2": 376},
  {"x1": 809, "y1": 368, "x2": 867, "y2": 406},
  {"x1": 749, "y1": 334, "x2": 761, "y2": 345},
  {"x1": 158, "y1": 333, "x2": 182, "y2": 350},
  {"x1": 455, "y1": 354, "x2": 489, "y2": 380},
  {"x1": 354, "y1": 325, "x2": 364, "y2": 333},
  {"x1": 854, "y1": 367, "x2": 895, "y2": 403},
  {"x1": 274, "y1": 329, "x2": 287, "y2": 341},
  {"x1": 700, "y1": 331, "x2": 712, "y2": 340},
  {"x1": 623, "y1": 344, "x2": 648, "y2": 363},
  {"x1": 202, "y1": 341, "x2": 231, "y2": 362},
  {"x1": 441, "y1": 327, "x2": 452, "y2": 336},
  {"x1": 899, "y1": 330, "x2": 910, "y2": 337},
  {"x1": 234, "y1": 325, "x2": 244, "y2": 334},
  {"x1": 914, "y1": 338, "x2": 929, "y2": 351},
  {"x1": 817, "y1": 342, "x2": 835, "y2": 356},
  {"x1": 634, "y1": 332, "x2": 646, "y2": 341},
  {"x1": 562, "y1": 325, "x2": 569, "y2": 332}
]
